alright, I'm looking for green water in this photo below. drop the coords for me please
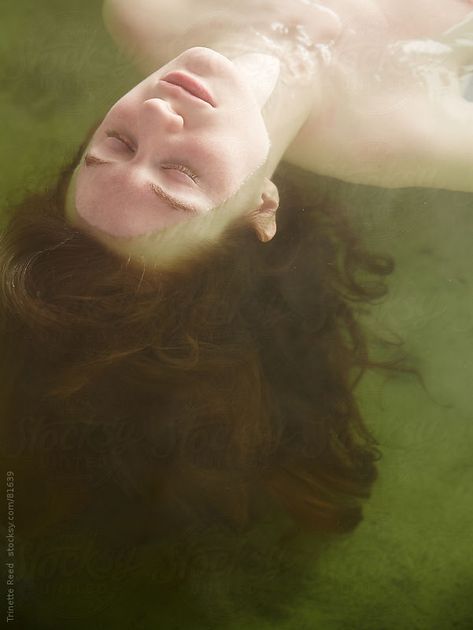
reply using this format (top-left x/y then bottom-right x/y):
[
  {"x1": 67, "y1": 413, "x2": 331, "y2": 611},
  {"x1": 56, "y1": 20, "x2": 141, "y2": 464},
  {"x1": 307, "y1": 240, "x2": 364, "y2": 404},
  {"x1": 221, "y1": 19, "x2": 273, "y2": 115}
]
[{"x1": 1, "y1": 1, "x2": 472, "y2": 628}]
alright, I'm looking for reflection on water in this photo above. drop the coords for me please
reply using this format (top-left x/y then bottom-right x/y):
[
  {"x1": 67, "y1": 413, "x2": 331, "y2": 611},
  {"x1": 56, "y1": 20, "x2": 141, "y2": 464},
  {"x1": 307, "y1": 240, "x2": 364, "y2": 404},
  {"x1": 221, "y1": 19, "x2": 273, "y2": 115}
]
[{"x1": 1, "y1": 2, "x2": 473, "y2": 630}]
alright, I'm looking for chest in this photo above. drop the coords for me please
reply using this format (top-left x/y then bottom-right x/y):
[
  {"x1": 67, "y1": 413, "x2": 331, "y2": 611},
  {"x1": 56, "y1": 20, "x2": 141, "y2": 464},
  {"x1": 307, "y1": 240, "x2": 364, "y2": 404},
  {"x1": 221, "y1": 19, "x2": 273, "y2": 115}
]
[{"x1": 283, "y1": 0, "x2": 472, "y2": 176}]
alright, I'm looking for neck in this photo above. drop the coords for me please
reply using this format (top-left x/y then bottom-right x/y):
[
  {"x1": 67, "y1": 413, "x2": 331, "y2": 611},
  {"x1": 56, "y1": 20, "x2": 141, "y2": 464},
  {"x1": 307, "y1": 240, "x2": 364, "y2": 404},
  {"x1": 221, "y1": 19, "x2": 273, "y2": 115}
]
[{"x1": 163, "y1": 12, "x2": 337, "y2": 178}]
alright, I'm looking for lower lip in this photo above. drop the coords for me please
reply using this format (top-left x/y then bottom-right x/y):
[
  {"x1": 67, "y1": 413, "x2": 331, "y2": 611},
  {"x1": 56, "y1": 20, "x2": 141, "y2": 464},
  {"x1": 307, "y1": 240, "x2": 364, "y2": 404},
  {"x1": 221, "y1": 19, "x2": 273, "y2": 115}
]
[{"x1": 161, "y1": 72, "x2": 216, "y2": 107}]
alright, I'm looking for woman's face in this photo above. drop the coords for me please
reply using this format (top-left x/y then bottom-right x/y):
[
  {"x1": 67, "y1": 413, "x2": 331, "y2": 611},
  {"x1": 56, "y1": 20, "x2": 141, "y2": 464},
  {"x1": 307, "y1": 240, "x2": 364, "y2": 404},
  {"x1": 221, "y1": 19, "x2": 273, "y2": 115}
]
[{"x1": 68, "y1": 47, "x2": 271, "y2": 240}]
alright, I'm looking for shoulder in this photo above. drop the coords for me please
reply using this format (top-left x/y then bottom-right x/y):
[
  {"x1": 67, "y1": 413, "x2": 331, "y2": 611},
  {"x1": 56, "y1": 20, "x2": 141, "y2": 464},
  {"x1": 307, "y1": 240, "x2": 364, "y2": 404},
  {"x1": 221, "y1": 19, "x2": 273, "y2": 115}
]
[
  {"x1": 102, "y1": 0, "x2": 202, "y2": 69},
  {"x1": 102, "y1": 0, "x2": 192, "y2": 30}
]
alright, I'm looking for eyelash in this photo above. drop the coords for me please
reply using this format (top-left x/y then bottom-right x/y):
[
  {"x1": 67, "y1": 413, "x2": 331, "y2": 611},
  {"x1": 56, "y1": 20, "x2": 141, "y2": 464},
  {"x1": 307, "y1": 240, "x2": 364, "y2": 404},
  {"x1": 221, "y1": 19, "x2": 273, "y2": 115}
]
[{"x1": 105, "y1": 130, "x2": 199, "y2": 182}]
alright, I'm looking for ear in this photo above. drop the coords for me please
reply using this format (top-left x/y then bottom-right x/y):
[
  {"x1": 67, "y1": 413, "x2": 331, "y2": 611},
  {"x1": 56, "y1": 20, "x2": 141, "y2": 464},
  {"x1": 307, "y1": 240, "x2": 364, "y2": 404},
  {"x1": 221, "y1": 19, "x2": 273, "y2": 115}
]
[{"x1": 247, "y1": 178, "x2": 279, "y2": 243}]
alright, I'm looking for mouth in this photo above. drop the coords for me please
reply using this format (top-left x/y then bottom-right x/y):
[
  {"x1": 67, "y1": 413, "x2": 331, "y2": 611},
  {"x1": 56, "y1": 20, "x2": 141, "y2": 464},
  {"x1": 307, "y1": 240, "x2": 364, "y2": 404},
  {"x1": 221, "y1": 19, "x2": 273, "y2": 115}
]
[{"x1": 161, "y1": 72, "x2": 216, "y2": 107}]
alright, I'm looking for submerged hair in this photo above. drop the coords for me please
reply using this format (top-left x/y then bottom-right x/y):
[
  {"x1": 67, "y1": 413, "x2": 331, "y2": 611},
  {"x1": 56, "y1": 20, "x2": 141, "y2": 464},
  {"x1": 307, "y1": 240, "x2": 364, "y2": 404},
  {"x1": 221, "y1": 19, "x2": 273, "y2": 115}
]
[{"x1": 0, "y1": 135, "x2": 403, "y2": 544}]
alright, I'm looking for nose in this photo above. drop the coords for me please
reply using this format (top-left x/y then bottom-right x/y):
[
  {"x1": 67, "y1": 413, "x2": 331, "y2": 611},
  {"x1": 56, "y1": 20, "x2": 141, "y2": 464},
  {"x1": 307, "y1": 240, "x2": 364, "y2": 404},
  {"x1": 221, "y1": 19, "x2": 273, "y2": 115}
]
[{"x1": 141, "y1": 98, "x2": 184, "y2": 133}]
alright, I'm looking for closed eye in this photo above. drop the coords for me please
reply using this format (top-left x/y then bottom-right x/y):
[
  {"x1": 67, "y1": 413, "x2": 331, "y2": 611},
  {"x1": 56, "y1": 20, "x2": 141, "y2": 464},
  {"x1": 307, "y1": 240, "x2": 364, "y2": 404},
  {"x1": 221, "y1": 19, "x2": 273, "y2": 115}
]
[
  {"x1": 104, "y1": 129, "x2": 199, "y2": 182},
  {"x1": 164, "y1": 164, "x2": 199, "y2": 182},
  {"x1": 105, "y1": 129, "x2": 134, "y2": 151}
]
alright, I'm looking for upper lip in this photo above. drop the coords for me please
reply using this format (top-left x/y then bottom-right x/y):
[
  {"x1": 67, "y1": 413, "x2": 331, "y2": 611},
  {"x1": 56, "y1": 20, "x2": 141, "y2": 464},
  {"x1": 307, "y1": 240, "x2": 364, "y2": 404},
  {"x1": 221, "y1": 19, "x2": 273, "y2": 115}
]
[{"x1": 160, "y1": 72, "x2": 216, "y2": 107}]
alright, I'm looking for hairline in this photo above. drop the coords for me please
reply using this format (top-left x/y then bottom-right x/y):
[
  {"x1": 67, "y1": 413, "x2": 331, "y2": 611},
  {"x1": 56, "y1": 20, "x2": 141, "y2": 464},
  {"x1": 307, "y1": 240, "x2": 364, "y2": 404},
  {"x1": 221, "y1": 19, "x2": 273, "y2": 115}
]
[{"x1": 65, "y1": 153, "x2": 269, "y2": 268}]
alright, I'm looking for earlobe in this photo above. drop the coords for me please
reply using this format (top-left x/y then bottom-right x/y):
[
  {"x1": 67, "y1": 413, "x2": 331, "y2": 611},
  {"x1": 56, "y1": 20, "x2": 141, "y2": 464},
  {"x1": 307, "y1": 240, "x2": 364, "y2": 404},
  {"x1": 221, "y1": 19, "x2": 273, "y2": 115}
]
[
  {"x1": 254, "y1": 213, "x2": 277, "y2": 242},
  {"x1": 250, "y1": 178, "x2": 279, "y2": 243}
]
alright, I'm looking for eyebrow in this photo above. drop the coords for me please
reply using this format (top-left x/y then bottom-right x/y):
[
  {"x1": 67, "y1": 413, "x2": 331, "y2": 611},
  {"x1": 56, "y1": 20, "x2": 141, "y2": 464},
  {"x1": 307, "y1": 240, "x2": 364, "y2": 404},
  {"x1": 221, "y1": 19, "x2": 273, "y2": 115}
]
[{"x1": 83, "y1": 153, "x2": 201, "y2": 215}]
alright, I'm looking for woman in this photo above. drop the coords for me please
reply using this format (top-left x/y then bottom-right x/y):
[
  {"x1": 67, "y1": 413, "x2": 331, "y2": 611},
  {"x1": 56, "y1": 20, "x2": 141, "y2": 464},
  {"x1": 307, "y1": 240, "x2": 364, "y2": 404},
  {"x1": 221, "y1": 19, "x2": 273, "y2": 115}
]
[
  {"x1": 66, "y1": 0, "x2": 473, "y2": 265},
  {"x1": 0, "y1": 1, "x2": 470, "y2": 625}
]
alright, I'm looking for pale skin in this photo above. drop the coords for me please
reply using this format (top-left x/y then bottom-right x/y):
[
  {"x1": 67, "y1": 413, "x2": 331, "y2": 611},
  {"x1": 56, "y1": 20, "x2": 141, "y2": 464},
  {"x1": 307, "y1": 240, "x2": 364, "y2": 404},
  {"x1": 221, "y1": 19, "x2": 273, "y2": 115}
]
[{"x1": 68, "y1": 0, "x2": 473, "y2": 258}]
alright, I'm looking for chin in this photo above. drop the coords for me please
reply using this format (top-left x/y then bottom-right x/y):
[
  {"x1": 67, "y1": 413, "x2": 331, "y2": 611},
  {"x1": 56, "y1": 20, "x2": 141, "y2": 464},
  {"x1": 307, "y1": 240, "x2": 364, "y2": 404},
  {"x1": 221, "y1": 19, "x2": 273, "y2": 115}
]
[{"x1": 180, "y1": 46, "x2": 235, "y2": 75}]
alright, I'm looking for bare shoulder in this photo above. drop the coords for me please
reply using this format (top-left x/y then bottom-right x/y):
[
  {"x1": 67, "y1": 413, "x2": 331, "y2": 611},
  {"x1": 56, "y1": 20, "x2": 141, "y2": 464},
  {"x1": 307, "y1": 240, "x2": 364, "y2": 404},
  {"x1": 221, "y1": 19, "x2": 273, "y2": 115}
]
[
  {"x1": 283, "y1": 0, "x2": 473, "y2": 189},
  {"x1": 102, "y1": 0, "x2": 203, "y2": 68},
  {"x1": 103, "y1": 0, "x2": 191, "y2": 32},
  {"x1": 376, "y1": 0, "x2": 473, "y2": 38}
]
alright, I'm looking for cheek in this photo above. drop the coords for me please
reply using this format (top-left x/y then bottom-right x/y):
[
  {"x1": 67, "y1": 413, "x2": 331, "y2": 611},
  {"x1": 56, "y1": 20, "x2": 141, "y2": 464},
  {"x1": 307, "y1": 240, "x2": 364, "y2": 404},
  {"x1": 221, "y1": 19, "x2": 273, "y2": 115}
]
[{"x1": 105, "y1": 90, "x2": 141, "y2": 122}]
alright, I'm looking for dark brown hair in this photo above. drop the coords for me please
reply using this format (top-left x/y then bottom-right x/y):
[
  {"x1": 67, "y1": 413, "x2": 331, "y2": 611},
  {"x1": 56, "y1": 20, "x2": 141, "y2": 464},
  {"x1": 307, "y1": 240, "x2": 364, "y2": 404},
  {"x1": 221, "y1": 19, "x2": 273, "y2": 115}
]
[{"x1": 0, "y1": 131, "x2": 403, "y2": 545}]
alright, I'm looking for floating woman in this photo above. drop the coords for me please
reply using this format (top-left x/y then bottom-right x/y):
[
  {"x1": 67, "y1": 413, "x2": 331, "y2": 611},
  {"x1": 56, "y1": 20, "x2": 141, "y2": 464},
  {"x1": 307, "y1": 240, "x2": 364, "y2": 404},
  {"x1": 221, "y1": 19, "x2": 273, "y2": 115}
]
[{"x1": 1, "y1": 0, "x2": 472, "y2": 565}]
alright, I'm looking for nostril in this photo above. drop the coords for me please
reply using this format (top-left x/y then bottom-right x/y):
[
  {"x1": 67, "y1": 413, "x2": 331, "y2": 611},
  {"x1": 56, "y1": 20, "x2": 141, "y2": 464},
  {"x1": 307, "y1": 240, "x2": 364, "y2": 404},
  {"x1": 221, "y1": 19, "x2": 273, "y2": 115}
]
[
  {"x1": 144, "y1": 97, "x2": 171, "y2": 110},
  {"x1": 143, "y1": 97, "x2": 183, "y2": 121}
]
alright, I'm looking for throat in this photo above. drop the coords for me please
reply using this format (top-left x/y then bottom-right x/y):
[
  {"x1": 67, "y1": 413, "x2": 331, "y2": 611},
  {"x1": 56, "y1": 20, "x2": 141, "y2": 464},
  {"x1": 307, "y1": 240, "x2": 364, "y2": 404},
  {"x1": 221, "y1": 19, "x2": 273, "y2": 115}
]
[
  {"x1": 170, "y1": 1, "x2": 342, "y2": 82},
  {"x1": 231, "y1": 53, "x2": 281, "y2": 108}
]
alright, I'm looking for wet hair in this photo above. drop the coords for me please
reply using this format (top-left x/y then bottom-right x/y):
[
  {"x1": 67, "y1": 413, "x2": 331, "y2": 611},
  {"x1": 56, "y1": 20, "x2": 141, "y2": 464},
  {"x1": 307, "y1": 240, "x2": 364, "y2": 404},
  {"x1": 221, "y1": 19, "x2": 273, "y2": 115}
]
[{"x1": 0, "y1": 128, "x2": 404, "y2": 546}]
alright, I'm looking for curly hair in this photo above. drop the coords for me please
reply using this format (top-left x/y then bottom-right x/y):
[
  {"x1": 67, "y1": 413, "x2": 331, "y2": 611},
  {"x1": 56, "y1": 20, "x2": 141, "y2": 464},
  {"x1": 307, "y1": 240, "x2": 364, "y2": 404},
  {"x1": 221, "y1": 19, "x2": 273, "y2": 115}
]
[{"x1": 0, "y1": 131, "x2": 403, "y2": 544}]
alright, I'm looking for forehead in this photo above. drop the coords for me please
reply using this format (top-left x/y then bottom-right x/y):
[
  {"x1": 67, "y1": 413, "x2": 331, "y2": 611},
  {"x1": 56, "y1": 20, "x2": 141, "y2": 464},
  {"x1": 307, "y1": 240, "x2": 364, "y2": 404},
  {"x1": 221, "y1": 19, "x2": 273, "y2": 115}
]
[{"x1": 64, "y1": 156, "x2": 267, "y2": 267}]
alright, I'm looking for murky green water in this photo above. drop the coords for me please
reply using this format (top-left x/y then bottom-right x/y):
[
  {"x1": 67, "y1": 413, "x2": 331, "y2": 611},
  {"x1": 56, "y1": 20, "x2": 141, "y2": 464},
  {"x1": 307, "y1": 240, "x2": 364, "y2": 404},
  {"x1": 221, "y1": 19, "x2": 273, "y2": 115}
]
[{"x1": 1, "y1": 2, "x2": 472, "y2": 628}]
